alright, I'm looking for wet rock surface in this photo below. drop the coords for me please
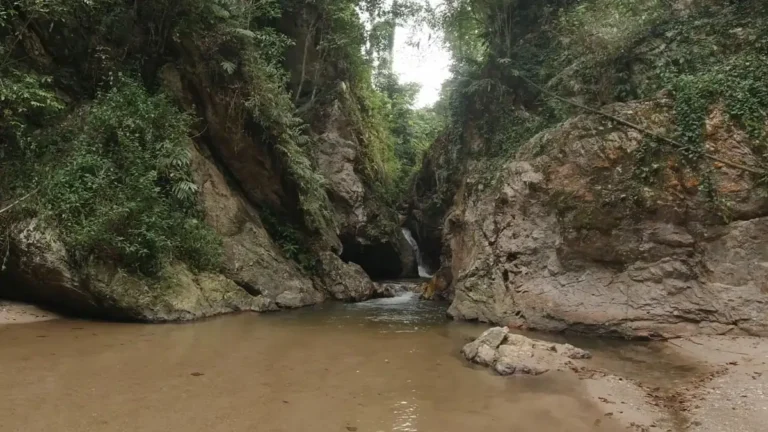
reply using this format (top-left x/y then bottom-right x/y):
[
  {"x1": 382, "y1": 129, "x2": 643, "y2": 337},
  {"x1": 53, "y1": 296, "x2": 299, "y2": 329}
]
[
  {"x1": 372, "y1": 279, "x2": 424, "y2": 298},
  {"x1": 462, "y1": 327, "x2": 591, "y2": 376}
]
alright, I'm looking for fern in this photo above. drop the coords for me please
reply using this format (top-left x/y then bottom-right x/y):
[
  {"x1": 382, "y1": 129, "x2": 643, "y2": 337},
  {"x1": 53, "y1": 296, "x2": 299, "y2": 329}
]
[
  {"x1": 231, "y1": 28, "x2": 257, "y2": 39},
  {"x1": 14, "y1": 79, "x2": 222, "y2": 274},
  {"x1": 220, "y1": 60, "x2": 236, "y2": 75},
  {"x1": 210, "y1": 4, "x2": 230, "y2": 18}
]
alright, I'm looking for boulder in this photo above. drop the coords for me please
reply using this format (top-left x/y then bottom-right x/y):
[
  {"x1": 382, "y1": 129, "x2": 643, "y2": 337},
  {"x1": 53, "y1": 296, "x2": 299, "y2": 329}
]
[
  {"x1": 0, "y1": 219, "x2": 274, "y2": 320},
  {"x1": 420, "y1": 266, "x2": 453, "y2": 300},
  {"x1": 0, "y1": 219, "x2": 98, "y2": 314},
  {"x1": 462, "y1": 327, "x2": 592, "y2": 376},
  {"x1": 86, "y1": 262, "x2": 273, "y2": 321},
  {"x1": 313, "y1": 252, "x2": 376, "y2": 302}
]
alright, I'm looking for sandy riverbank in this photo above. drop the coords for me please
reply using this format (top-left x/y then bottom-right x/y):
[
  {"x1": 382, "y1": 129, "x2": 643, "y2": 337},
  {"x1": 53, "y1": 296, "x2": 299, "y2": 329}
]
[
  {"x1": 0, "y1": 300, "x2": 59, "y2": 324},
  {"x1": 585, "y1": 335, "x2": 768, "y2": 432}
]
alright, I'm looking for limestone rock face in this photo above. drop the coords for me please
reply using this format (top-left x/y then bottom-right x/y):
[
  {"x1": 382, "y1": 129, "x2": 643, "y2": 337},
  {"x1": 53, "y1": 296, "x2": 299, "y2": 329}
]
[
  {"x1": 462, "y1": 327, "x2": 592, "y2": 376},
  {"x1": 190, "y1": 144, "x2": 324, "y2": 310},
  {"x1": 445, "y1": 99, "x2": 768, "y2": 338},
  {"x1": 312, "y1": 99, "x2": 416, "y2": 278},
  {"x1": 314, "y1": 129, "x2": 367, "y2": 232}
]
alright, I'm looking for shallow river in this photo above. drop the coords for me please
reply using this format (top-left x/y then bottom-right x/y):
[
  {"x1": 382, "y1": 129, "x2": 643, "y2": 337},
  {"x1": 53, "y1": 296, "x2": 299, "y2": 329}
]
[{"x1": 0, "y1": 291, "x2": 697, "y2": 432}]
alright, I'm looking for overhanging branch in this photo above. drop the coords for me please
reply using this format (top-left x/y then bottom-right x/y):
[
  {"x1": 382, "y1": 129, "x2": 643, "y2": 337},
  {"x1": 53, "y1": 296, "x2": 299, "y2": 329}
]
[{"x1": 0, "y1": 188, "x2": 38, "y2": 215}]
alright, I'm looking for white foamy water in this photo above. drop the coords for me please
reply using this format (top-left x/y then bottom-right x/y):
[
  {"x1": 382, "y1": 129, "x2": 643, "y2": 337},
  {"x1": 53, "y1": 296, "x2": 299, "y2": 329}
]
[{"x1": 401, "y1": 228, "x2": 433, "y2": 278}]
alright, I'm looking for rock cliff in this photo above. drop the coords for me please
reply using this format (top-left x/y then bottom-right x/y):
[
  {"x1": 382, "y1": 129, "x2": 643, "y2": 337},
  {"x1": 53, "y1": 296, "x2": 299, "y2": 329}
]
[
  {"x1": 309, "y1": 98, "x2": 417, "y2": 279},
  {"x1": 439, "y1": 99, "x2": 768, "y2": 338},
  {"x1": 406, "y1": 0, "x2": 768, "y2": 338},
  {"x1": 0, "y1": 140, "x2": 327, "y2": 319}
]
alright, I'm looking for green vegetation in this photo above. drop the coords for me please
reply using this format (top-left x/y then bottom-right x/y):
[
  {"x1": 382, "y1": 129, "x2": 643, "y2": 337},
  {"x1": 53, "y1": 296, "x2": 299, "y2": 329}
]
[
  {"x1": 415, "y1": 0, "x2": 768, "y2": 219},
  {"x1": 1, "y1": 0, "x2": 444, "y2": 278},
  {"x1": 376, "y1": 73, "x2": 444, "y2": 200},
  {"x1": 673, "y1": 54, "x2": 768, "y2": 163},
  {"x1": 3, "y1": 78, "x2": 222, "y2": 275},
  {"x1": 6, "y1": 0, "x2": 763, "y2": 283},
  {"x1": 259, "y1": 207, "x2": 317, "y2": 273}
]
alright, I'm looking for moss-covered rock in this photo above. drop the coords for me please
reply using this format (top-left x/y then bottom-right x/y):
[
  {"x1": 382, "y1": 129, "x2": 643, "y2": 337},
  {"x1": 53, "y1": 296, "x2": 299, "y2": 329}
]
[
  {"x1": 0, "y1": 218, "x2": 275, "y2": 320},
  {"x1": 87, "y1": 262, "x2": 273, "y2": 321}
]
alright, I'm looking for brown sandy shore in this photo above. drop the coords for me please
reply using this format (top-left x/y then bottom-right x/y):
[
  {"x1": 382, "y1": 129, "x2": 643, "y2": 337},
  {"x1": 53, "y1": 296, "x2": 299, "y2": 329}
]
[
  {"x1": 0, "y1": 300, "x2": 59, "y2": 324},
  {"x1": 585, "y1": 335, "x2": 768, "y2": 432}
]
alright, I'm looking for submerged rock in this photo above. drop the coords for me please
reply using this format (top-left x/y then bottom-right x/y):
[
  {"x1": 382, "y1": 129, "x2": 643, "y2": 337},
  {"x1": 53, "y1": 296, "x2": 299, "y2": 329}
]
[
  {"x1": 372, "y1": 280, "x2": 422, "y2": 298},
  {"x1": 462, "y1": 327, "x2": 591, "y2": 376}
]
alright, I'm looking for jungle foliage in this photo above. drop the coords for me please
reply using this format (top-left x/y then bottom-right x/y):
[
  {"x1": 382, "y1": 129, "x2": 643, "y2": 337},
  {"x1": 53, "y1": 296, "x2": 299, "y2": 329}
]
[
  {"x1": 0, "y1": 0, "x2": 440, "y2": 276},
  {"x1": 416, "y1": 0, "x2": 768, "y2": 217}
]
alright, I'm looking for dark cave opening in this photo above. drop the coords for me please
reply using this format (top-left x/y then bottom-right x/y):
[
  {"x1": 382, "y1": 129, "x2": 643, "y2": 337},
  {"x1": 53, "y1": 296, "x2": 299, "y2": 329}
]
[{"x1": 339, "y1": 236, "x2": 404, "y2": 280}]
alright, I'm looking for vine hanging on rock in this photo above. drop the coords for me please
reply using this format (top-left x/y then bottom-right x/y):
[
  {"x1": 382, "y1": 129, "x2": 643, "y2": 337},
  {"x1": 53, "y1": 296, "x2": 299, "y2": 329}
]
[{"x1": 501, "y1": 62, "x2": 767, "y2": 176}]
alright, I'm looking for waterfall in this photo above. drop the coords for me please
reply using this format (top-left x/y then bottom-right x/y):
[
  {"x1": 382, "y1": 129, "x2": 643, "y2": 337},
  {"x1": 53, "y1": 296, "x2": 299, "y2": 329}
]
[{"x1": 401, "y1": 228, "x2": 433, "y2": 278}]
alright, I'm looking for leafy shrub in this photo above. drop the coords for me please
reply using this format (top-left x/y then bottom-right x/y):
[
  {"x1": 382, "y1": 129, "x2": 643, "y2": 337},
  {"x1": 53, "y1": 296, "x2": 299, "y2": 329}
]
[
  {"x1": 673, "y1": 53, "x2": 768, "y2": 163},
  {"x1": 26, "y1": 79, "x2": 222, "y2": 275},
  {"x1": 258, "y1": 208, "x2": 317, "y2": 272}
]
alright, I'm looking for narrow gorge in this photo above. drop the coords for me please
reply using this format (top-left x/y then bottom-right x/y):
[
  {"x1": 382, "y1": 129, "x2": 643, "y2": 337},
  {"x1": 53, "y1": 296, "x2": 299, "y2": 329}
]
[{"x1": 2, "y1": 0, "x2": 768, "y2": 431}]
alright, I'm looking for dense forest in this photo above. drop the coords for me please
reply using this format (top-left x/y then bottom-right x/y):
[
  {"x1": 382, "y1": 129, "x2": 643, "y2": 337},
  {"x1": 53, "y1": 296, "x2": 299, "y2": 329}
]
[{"x1": 0, "y1": 0, "x2": 441, "y2": 276}]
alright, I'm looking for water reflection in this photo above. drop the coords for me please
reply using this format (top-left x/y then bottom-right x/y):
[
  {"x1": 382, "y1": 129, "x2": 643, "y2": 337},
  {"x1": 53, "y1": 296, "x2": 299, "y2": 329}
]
[{"x1": 392, "y1": 398, "x2": 419, "y2": 432}]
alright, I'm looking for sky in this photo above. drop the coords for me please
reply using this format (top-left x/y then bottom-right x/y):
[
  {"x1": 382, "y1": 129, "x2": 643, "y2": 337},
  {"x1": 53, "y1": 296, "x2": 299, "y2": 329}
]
[{"x1": 391, "y1": 8, "x2": 452, "y2": 107}]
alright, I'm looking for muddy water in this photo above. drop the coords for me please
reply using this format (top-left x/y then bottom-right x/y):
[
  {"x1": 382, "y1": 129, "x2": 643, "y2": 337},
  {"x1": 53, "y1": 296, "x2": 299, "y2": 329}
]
[{"x1": 0, "y1": 293, "x2": 685, "y2": 432}]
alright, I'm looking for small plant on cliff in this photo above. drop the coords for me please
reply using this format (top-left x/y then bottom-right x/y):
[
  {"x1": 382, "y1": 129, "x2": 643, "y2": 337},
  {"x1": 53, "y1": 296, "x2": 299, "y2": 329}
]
[
  {"x1": 673, "y1": 53, "x2": 768, "y2": 158},
  {"x1": 258, "y1": 208, "x2": 318, "y2": 272}
]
